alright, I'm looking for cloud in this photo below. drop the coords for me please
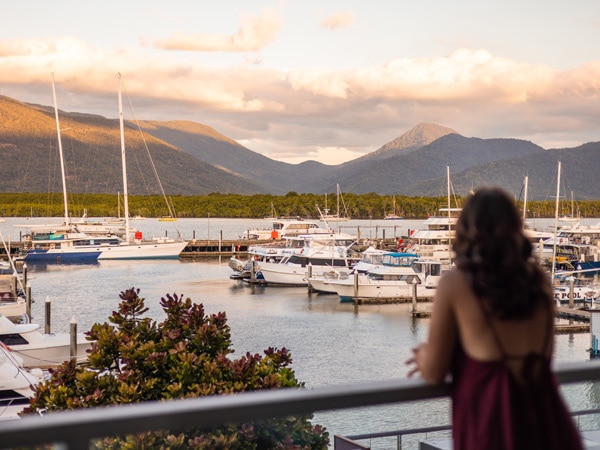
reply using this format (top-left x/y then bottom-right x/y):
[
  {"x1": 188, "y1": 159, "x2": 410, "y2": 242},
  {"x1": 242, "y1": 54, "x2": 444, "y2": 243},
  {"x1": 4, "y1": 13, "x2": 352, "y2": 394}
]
[
  {"x1": 320, "y1": 11, "x2": 355, "y2": 31},
  {"x1": 152, "y1": 9, "x2": 281, "y2": 52},
  {"x1": 0, "y1": 37, "x2": 59, "y2": 57},
  {"x1": 1, "y1": 40, "x2": 599, "y2": 164}
]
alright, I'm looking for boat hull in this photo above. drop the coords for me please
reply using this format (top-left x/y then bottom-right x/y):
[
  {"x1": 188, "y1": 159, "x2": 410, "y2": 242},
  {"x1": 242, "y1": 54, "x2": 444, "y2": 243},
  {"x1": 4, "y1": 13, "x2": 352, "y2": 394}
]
[
  {"x1": 97, "y1": 240, "x2": 187, "y2": 260},
  {"x1": 23, "y1": 248, "x2": 100, "y2": 262},
  {"x1": 334, "y1": 278, "x2": 436, "y2": 303}
]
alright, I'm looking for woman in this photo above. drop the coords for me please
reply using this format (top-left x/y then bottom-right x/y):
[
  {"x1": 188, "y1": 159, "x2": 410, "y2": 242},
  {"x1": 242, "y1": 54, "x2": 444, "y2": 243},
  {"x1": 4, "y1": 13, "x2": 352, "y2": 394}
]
[{"x1": 405, "y1": 187, "x2": 583, "y2": 450}]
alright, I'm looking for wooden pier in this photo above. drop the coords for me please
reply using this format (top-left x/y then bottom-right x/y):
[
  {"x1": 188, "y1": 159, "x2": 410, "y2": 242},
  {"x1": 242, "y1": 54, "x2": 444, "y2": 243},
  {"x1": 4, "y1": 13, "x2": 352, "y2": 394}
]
[
  {"x1": 0, "y1": 238, "x2": 401, "y2": 260},
  {"x1": 407, "y1": 305, "x2": 593, "y2": 334}
]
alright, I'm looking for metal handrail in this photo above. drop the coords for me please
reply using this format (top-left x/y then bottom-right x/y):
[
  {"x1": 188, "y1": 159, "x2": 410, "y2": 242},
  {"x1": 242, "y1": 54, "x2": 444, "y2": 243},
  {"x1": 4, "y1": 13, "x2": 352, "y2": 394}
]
[{"x1": 1, "y1": 359, "x2": 600, "y2": 448}]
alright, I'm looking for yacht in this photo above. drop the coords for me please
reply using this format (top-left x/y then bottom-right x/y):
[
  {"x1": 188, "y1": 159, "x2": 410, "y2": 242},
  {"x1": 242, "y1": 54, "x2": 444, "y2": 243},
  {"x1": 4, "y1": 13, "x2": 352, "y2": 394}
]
[
  {"x1": 241, "y1": 218, "x2": 331, "y2": 240},
  {"x1": 0, "y1": 314, "x2": 91, "y2": 368},
  {"x1": 331, "y1": 252, "x2": 444, "y2": 303},
  {"x1": 258, "y1": 233, "x2": 360, "y2": 286}
]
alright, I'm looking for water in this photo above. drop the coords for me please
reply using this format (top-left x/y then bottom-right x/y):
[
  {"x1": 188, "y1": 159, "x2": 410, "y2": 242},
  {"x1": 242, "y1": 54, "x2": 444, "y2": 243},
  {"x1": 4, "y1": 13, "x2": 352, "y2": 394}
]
[{"x1": 2, "y1": 217, "x2": 600, "y2": 448}]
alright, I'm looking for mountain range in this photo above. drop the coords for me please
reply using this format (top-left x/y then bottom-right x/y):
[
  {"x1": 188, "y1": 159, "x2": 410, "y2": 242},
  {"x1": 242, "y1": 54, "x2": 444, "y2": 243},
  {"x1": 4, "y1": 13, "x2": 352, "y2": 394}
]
[{"x1": 1, "y1": 94, "x2": 599, "y2": 200}]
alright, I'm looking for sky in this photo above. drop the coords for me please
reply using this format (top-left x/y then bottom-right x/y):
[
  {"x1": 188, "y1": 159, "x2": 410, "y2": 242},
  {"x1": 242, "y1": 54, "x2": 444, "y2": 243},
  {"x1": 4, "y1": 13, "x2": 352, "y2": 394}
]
[{"x1": 1, "y1": 1, "x2": 600, "y2": 165}]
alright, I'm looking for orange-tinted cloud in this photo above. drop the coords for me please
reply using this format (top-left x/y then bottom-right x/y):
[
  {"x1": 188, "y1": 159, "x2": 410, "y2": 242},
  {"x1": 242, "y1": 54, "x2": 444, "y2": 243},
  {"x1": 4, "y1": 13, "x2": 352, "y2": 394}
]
[
  {"x1": 320, "y1": 11, "x2": 355, "y2": 31},
  {"x1": 153, "y1": 9, "x2": 281, "y2": 52}
]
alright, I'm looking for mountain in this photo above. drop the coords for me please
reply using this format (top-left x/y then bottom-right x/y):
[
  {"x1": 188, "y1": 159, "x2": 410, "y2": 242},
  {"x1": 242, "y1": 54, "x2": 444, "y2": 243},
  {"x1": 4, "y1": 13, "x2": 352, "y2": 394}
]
[
  {"x1": 1, "y1": 93, "x2": 599, "y2": 199},
  {"x1": 137, "y1": 120, "x2": 333, "y2": 194},
  {"x1": 0, "y1": 96, "x2": 267, "y2": 195},
  {"x1": 359, "y1": 123, "x2": 458, "y2": 161},
  {"x1": 332, "y1": 134, "x2": 546, "y2": 195}
]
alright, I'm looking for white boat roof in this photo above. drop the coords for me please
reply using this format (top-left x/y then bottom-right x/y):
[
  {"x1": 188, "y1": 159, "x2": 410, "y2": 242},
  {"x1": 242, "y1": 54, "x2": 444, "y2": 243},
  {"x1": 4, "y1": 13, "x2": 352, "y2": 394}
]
[
  {"x1": 423, "y1": 217, "x2": 458, "y2": 226},
  {"x1": 410, "y1": 230, "x2": 452, "y2": 239}
]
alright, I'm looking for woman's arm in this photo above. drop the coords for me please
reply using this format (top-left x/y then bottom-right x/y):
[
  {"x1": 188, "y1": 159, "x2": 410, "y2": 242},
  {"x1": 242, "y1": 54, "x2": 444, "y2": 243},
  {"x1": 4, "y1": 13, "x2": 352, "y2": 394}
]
[{"x1": 406, "y1": 274, "x2": 458, "y2": 384}]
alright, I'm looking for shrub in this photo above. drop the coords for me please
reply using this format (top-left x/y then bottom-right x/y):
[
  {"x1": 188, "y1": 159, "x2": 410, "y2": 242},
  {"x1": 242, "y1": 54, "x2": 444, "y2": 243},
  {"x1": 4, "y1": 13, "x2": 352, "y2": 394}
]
[{"x1": 26, "y1": 288, "x2": 329, "y2": 449}]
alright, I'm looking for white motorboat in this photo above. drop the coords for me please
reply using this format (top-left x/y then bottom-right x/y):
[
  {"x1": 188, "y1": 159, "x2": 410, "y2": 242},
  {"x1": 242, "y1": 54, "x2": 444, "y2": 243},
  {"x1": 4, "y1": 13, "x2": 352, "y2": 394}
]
[
  {"x1": 0, "y1": 274, "x2": 27, "y2": 323},
  {"x1": 241, "y1": 218, "x2": 330, "y2": 241},
  {"x1": 259, "y1": 233, "x2": 359, "y2": 286},
  {"x1": 307, "y1": 246, "x2": 391, "y2": 294},
  {"x1": 229, "y1": 236, "x2": 317, "y2": 280},
  {"x1": 0, "y1": 345, "x2": 44, "y2": 420},
  {"x1": 0, "y1": 315, "x2": 91, "y2": 368},
  {"x1": 331, "y1": 252, "x2": 444, "y2": 303},
  {"x1": 407, "y1": 209, "x2": 459, "y2": 263}
]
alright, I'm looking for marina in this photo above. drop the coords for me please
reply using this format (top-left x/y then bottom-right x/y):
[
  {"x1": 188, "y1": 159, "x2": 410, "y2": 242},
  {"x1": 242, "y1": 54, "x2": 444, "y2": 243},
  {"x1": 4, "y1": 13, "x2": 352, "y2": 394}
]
[{"x1": 1, "y1": 216, "x2": 600, "y2": 447}]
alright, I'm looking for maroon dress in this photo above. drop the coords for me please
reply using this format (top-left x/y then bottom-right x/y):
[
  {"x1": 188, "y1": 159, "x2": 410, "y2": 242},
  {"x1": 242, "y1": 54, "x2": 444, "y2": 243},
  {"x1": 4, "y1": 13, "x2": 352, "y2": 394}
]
[{"x1": 450, "y1": 308, "x2": 583, "y2": 450}]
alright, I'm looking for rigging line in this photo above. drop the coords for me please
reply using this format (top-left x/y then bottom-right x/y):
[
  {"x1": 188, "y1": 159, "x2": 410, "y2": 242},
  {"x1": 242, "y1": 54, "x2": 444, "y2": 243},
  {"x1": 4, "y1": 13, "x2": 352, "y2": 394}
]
[{"x1": 121, "y1": 85, "x2": 174, "y2": 218}]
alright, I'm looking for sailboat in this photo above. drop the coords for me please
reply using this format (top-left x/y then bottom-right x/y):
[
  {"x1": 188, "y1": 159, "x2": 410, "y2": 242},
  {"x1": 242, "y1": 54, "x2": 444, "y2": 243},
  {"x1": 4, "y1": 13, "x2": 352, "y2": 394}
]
[
  {"x1": 318, "y1": 184, "x2": 350, "y2": 223},
  {"x1": 19, "y1": 75, "x2": 117, "y2": 263},
  {"x1": 264, "y1": 202, "x2": 279, "y2": 221},
  {"x1": 96, "y1": 74, "x2": 187, "y2": 260},
  {"x1": 384, "y1": 195, "x2": 403, "y2": 220},
  {"x1": 158, "y1": 197, "x2": 178, "y2": 222}
]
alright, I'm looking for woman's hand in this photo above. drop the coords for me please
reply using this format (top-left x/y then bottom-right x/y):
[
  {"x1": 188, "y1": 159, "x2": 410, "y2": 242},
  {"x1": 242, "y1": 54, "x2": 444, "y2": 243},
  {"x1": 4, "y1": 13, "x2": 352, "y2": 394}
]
[{"x1": 405, "y1": 342, "x2": 428, "y2": 378}]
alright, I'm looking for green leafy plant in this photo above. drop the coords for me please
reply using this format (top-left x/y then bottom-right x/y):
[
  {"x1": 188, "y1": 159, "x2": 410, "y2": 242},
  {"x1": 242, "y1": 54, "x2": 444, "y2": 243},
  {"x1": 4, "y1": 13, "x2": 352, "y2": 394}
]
[{"x1": 26, "y1": 288, "x2": 329, "y2": 449}]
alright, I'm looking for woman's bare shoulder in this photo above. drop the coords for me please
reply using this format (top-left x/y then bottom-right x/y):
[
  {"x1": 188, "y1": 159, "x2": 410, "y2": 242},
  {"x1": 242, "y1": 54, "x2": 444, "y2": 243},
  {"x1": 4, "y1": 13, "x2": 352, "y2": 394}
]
[{"x1": 438, "y1": 268, "x2": 469, "y2": 291}]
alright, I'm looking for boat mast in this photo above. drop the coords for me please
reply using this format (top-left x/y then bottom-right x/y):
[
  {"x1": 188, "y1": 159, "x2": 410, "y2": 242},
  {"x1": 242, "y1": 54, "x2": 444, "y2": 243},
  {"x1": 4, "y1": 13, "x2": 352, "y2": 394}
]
[
  {"x1": 522, "y1": 175, "x2": 528, "y2": 221},
  {"x1": 447, "y1": 165, "x2": 452, "y2": 261},
  {"x1": 51, "y1": 73, "x2": 70, "y2": 225},
  {"x1": 336, "y1": 183, "x2": 340, "y2": 219},
  {"x1": 117, "y1": 73, "x2": 131, "y2": 244},
  {"x1": 551, "y1": 161, "x2": 561, "y2": 284}
]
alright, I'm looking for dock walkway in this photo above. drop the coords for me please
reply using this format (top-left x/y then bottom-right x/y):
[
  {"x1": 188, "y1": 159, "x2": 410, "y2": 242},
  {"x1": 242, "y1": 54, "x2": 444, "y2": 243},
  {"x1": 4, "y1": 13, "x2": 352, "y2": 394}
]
[{"x1": 408, "y1": 305, "x2": 593, "y2": 334}]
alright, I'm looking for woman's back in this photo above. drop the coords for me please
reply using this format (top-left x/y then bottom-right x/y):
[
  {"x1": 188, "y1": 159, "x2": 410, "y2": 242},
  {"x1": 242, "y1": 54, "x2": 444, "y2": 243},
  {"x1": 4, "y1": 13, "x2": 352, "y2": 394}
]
[
  {"x1": 443, "y1": 269, "x2": 552, "y2": 381},
  {"x1": 445, "y1": 270, "x2": 582, "y2": 450},
  {"x1": 406, "y1": 188, "x2": 584, "y2": 449}
]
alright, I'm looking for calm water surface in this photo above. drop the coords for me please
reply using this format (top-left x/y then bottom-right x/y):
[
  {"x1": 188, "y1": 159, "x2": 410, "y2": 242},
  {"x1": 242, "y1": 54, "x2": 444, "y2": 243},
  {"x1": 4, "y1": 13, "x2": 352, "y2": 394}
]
[{"x1": 2, "y1": 217, "x2": 600, "y2": 448}]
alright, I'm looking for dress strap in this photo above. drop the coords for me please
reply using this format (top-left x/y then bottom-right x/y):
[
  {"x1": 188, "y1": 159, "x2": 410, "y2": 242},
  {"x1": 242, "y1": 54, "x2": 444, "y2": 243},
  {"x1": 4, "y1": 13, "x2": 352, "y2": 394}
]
[
  {"x1": 478, "y1": 298, "x2": 554, "y2": 360},
  {"x1": 477, "y1": 300, "x2": 509, "y2": 360}
]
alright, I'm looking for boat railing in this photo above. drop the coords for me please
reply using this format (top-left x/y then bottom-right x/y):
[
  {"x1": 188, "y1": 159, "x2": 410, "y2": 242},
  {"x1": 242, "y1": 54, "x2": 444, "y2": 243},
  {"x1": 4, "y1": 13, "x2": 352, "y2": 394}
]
[{"x1": 1, "y1": 359, "x2": 600, "y2": 449}]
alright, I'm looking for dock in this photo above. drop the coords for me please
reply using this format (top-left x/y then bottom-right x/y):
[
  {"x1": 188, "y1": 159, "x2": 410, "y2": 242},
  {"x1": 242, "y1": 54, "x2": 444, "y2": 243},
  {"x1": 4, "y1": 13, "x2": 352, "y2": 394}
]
[
  {"x1": 0, "y1": 238, "x2": 402, "y2": 259},
  {"x1": 407, "y1": 305, "x2": 593, "y2": 334}
]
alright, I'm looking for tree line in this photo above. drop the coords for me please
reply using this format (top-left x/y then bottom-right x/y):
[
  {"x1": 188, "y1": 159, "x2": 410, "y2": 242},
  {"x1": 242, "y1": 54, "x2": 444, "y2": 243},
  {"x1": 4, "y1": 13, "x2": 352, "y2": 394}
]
[{"x1": 1, "y1": 192, "x2": 599, "y2": 219}]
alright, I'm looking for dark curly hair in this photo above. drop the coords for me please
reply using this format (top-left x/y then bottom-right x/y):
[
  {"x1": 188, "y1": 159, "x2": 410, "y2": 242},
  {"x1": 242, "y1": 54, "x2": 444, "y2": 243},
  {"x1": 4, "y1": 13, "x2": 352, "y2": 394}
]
[{"x1": 452, "y1": 187, "x2": 553, "y2": 319}]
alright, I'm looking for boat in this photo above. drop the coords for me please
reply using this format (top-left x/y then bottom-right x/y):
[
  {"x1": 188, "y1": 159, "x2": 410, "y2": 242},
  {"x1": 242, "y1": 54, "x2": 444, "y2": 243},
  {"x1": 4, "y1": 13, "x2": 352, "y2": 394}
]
[
  {"x1": 384, "y1": 196, "x2": 403, "y2": 220},
  {"x1": 552, "y1": 275, "x2": 600, "y2": 305},
  {"x1": 241, "y1": 218, "x2": 330, "y2": 240},
  {"x1": 95, "y1": 74, "x2": 187, "y2": 260},
  {"x1": 405, "y1": 167, "x2": 460, "y2": 263},
  {"x1": 0, "y1": 314, "x2": 91, "y2": 368},
  {"x1": 0, "y1": 274, "x2": 28, "y2": 323},
  {"x1": 330, "y1": 252, "x2": 444, "y2": 303},
  {"x1": 263, "y1": 202, "x2": 279, "y2": 221},
  {"x1": 17, "y1": 76, "x2": 110, "y2": 263},
  {"x1": 307, "y1": 246, "x2": 391, "y2": 294},
  {"x1": 0, "y1": 345, "x2": 44, "y2": 420},
  {"x1": 258, "y1": 233, "x2": 360, "y2": 286},
  {"x1": 318, "y1": 184, "x2": 350, "y2": 223},
  {"x1": 229, "y1": 237, "x2": 308, "y2": 280}
]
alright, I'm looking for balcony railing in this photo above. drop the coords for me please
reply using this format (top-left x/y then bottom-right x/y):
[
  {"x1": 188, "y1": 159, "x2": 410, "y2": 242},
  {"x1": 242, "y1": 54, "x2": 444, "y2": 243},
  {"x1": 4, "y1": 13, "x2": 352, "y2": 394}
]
[{"x1": 1, "y1": 359, "x2": 600, "y2": 449}]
